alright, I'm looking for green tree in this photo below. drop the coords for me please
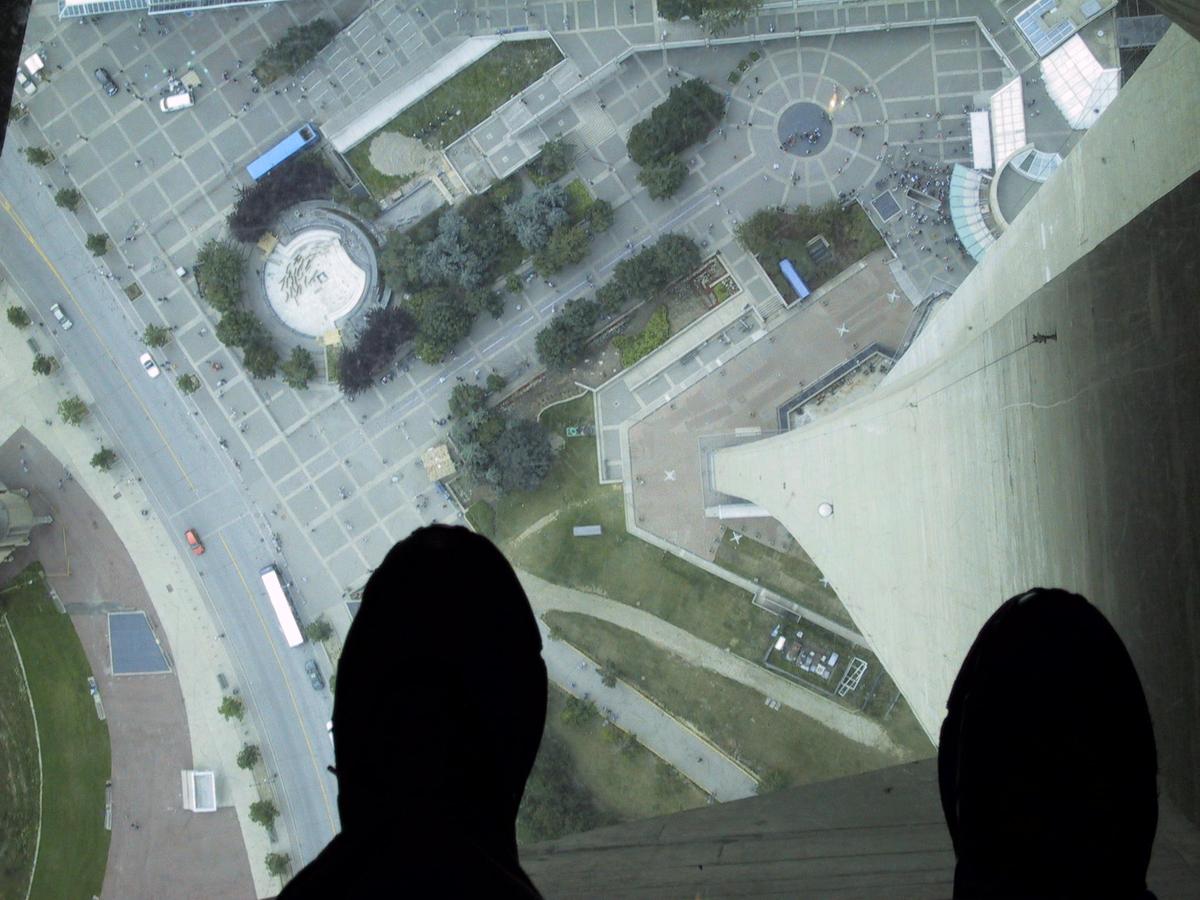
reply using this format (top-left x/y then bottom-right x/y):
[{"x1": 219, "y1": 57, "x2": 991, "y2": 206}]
[
  {"x1": 236, "y1": 743, "x2": 261, "y2": 770},
  {"x1": 243, "y1": 339, "x2": 280, "y2": 379},
  {"x1": 249, "y1": 799, "x2": 278, "y2": 830},
  {"x1": 255, "y1": 19, "x2": 338, "y2": 83},
  {"x1": 90, "y1": 446, "x2": 117, "y2": 471},
  {"x1": 596, "y1": 282, "x2": 625, "y2": 315},
  {"x1": 215, "y1": 309, "x2": 264, "y2": 348},
  {"x1": 637, "y1": 155, "x2": 688, "y2": 200},
  {"x1": 533, "y1": 223, "x2": 590, "y2": 276},
  {"x1": 529, "y1": 137, "x2": 574, "y2": 184},
  {"x1": 218, "y1": 695, "x2": 245, "y2": 721},
  {"x1": 626, "y1": 79, "x2": 725, "y2": 166},
  {"x1": 142, "y1": 323, "x2": 172, "y2": 348},
  {"x1": 534, "y1": 298, "x2": 599, "y2": 370},
  {"x1": 176, "y1": 373, "x2": 201, "y2": 394},
  {"x1": 24, "y1": 146, "x2": 53, "y2": 166},
  {"x1": 6, "y1": 306, "x2": 31, "y2": 328},
  {"x1": 756, "y1": 769, "x2": 793, "y2": 795},
  {"x1": 378, "y1": 229, "x2": 425, "y2": 294},
  {"x1": 195, "y1": 239, "x2": 246, "y2": 315},
  {"x1": 560, "y1": 695, "x2": 597, "y2": 727},
  {"x1": 265, "y1": 852, "x2": 291, "y2": 879},
  {"x1": 488, "y1": 419, "x2": 554, "y2": 493},
  {"x1": 503, "y1": 185, "x2": 570, "y2": 253},
  {"x1": 58, "y1": 395, "x2": 88, "y2": 426},
  {"x1": 599, "y1": 659, "x2": 620, "y2": 688},
  {"x1": 86, "y1": 233, "x2": 109, "y2": 256},
  {"x1": 304, "y1": 618, "x2": 333, "y2": 642},
  {"x1": 586, "y1": 199, "x2": 614, "y2": 233},
  {"x1": 486, "y1": 371, "x2": 507, "y2": 393},
  {"x1": 54, "y1": 187, "x2": 82, "y2": 211},
  {"x1": 281, "y1": 346, "x2": 317, "y2": 390},
  {"x1": 31, "y1": 354, "x2": 56, "y2": 376},
  {"x1": 505, "y1": 273, "x2": 522, "y2": 294},
  {"x1": 407, "y1": 287, "x2": 474, "y2": 364}
]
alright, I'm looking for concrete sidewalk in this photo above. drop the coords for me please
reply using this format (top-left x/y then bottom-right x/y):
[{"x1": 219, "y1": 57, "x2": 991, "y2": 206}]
[{"x1": 0, "y1": 281, "x2": 276, "y2": 898}]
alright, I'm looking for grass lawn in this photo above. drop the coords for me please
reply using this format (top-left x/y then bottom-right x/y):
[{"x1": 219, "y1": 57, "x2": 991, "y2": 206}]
[
  {"x1": 0, "y1": 564, "x2": 111, "y2": 900},
  {"x1": 547, "y1": 610, "x2": 931, "y2": 788},
  {"x1": 494, "y1": 396, "x2": 781, "y2": 657},
  {"x1": 346, "y1": 40, "x2": 561, "y2": 197},
  {"x1": 713, "y1": 529, "x2": 858, "y2": 630},
  {"x1": 0, "y1": 613, "x2": 40, "y2": 898},
  {"x1": 544, "y1": 686, "x2": 707, "y2": 823},
  {"x1": 343, "y1": 142, "x2": 416, "y2": 200}
]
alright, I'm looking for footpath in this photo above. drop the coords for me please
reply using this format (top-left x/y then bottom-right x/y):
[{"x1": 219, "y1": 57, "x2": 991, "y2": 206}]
[
  {"x1": 516, "y1": 569, "x2": 904, "y2": 757},
  {"x1": 0, "y1": 280, "x2": 275, "y2": 898}
]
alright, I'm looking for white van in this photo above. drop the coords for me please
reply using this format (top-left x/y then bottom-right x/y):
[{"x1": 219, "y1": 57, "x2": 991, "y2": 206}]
[{"x1": 159, "y1": 90, "x2": 195, "y2": 112}]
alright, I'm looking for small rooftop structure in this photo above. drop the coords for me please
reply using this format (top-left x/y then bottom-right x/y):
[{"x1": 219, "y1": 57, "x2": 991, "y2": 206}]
[
  {"x1": 181, "y1": 769, "x2": 216, "y2": 813},
  {"x1": 1041, "y1": 35, "x2": 1121, "y2": 130},
  {"x1": 422, "y1": 444, "x2": 457, "y2": 481}
]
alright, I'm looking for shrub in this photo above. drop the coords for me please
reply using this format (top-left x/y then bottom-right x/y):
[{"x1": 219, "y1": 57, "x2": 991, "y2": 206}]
[
  {"x1": 177, "y1": 373, "x2": 201, "y2": 394},
  {"x1": 614, "y1": 306, "x2": 670, "y2": 367},
  {"x1": 304, "y1": 618, "x2": 333, "y2": 642}
]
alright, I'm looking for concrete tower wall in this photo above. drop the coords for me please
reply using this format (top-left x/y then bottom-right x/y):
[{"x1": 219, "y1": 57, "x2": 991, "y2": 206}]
[{"x1": 713, "y1": 28, "x2": 1200, "y2": 820}]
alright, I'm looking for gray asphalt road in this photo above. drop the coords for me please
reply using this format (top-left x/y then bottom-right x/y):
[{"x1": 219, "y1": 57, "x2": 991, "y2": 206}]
[
  {"x1": 539, "y1": 621, "x2": 758, "y2": 801},
  {"x1": 0, "y1": 156, "x2": 340, "y2": 863}
]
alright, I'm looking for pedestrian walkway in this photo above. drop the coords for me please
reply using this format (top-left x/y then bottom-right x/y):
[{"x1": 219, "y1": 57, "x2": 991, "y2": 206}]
[
  {"x1": 517, "y1": 569, "x2": 903, "y2": 756},
  {"x1": 538, "y1": 621, "x2": 758, "y2": 802}
]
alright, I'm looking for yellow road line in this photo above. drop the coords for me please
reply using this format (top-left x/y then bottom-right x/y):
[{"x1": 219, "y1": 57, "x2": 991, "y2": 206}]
[
  {"x1": 0, "y1": 190, "x2": 196, "y2": 493},
  {"x1": 220, "y1": 534, "x2": 338, "y2": 835}
]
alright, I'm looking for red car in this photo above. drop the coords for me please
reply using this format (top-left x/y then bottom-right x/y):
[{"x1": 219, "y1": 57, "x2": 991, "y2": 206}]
[{"x1": 185, "y1": 529, "x2": 205, "y2": 556}]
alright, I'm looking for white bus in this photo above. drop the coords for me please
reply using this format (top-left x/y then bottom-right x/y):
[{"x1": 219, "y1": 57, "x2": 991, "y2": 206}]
[{"x1": 259, "y1": 564, "x2": 304, "y2": 648}]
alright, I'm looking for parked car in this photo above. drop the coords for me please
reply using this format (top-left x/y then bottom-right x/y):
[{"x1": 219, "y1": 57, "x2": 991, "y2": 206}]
[
  {"x1": 184, "y1": 529, "x2": 205, "y2": 556},
  {"x1": 305, "y1": 660, "x2": 325, "y2": 691},
  {"x1": 94, "y1": 67, "x2": 118, "y2": 97},
  {"x1": 326, "y1": 720, "x2": 334, "y2": 745},
  {"x1": 139, "y1": 351, "x2": 161, "y2": 378},
  {"x1": 49, "y1": 303, "x2": 73, "y2": 330}
]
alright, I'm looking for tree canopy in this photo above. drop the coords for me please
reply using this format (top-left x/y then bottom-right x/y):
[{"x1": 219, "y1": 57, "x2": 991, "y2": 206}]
[
  {"x1": 227, "y1": 157, "x2": 335, "y2": 243},
  {"x1": 243, "y1": 340, "x2": 280, "y2": 379},
  {"x1": 528, "y1": 137, "x2": 574, "y2": 185},
  {"x1": 255, "y1": 20, "x2": 338, "y2": 84},
  {"x1": 195, "y1": 239, "x2": 246, "y2": 315},
  {"x1": 281, "y1": 346, "x2": 317, "y2": 390},
  {"x1": 637, "y1": 155, "x2": 688, "y2": 200},
  {"x1": 534, "y1": 297, "x2": 600, "y2": 369},
  {"x1": 626, "y1": 79, "x2": 725, "y2": 167},
  {"x1": 336, "y1": 306, "x2": 416, "y2": 397},
  {"x1": 407, "y1": 287, "x2": 474, "y2": 364},
  {"x1": 490, "y1": 419, "x2": 554, "y2": 492},
  {"x1": 658, "y1": 0, "x2": 762, "y2": 33},
  {"x1": 533, "y1": 223, "x2": 590, "y2": 275},
  {"x1": 503, "y1": 184, "x2": 571, "y2": 253},
  {"x1": 215, "y1": 309, "x2": 265, "y2": 348}
]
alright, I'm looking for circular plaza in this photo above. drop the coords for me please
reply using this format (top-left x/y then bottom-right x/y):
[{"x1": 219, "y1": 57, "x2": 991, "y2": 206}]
[{"x1": 256, "y1": 203, "x2": 381, "y2": 341}]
